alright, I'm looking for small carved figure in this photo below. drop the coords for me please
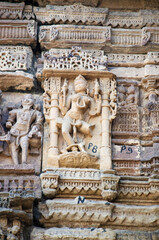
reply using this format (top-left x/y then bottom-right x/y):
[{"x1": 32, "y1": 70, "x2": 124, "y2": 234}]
[
  {"x1": 7, "y1": 221, "x2": 20, "y2": 240},
  {"x1": 126, "y1": 84, "x2": 138, "y2": 105},
  {"x1": 58, "y1": 75, "x2": 101, "y2": 152},
  {"x1": 117, "y1": 85, "x2": 126, "y2": 106},
  {"x1": 6, "y1": 94, "x2": 43, "y2": 164},
  {"x1": 43, "y1": 91, "x2": 51, "y2": 118}
]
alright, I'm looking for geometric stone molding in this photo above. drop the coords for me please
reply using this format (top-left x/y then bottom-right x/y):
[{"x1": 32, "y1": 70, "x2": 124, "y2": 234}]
[
  {"x1": 34, "y1": 3, "x2": 108, "y2": 25},
  {"x1": 118, "y1": 176, "x2": 159, "y2": 202},
  {"x1": 106, "y1": 10, "x2": 159, "y2": 28},
  {"x1": 39, "y1": 198, "x2": 115, "y2": 228},
  {"x1": 38, "y1": 26, "x2": 159, "y2": 49},
  {"x1": 31, "y1": 227, "x2": 159, "y2": 240},
  {"x1": 0, "y1": 2, "x2": 34, "y2": 20},
  {"x1": 41, "y1": 169, "x2": 120, "y2": 201},
  {"x1": 114, "y1": 158, "x2": 159, "y2": 177},
  {"x1": 107, "y1": 52, "x2": 159, "y2": 69},
  {"x1": 111, "y1": 27, "x2": 159, "y2": 47},
  {"x1": 41, "y1": 170, "x2": 159, "y2": 202},
  {"x1": 38, "y1": 198, "x2": 159, "y2": 229},
  {"x1": 39, "y1": 25, "x2": 111, "y2": 49},
  {"x1": 34, "y1": 4, "x2": 159, "y2": 30},
  {"x1": 0, "y1": 2, "x2": 25, "y2": 19},
  {"x1": 0, "y1": 20, "x2": 37, "y2": 46},
  {"x1": 31, "y1": 227, "x2": 116, "y2": 240}
]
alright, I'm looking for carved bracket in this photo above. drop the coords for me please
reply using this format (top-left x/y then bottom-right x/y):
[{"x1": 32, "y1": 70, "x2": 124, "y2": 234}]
[{"x1": 101, "y1": 174, "x2": 120, "y2": 201}]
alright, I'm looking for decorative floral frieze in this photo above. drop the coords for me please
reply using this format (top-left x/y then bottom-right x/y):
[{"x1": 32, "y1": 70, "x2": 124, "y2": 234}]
[{"x1": 38, "y1": 26, "x2": 159, "y2": 50}]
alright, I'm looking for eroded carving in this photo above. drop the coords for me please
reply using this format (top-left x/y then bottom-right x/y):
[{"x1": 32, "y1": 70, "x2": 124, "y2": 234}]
[
  {"x1": 57, "y1": 75, "x2": 101, "y2": 153},
  {"x1": 3, "y1": 95, "x2": 43, "y2": 165},
  {"x1": 0, "y1": 20, "x2": 37, "y2": 46},
  {"x1": 113, "y1": 83, "x2": 139, "y2": 135},
  {"x1": 34, "y1": 3, "x2": 108, "y2": 25},
  {"x1": 39, "y1": 25, "x2": 111, "y2": 49}
]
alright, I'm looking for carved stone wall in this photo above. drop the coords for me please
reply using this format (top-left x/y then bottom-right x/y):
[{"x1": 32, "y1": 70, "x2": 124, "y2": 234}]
[{"x1": 0, "y1": 1, "x2": 159, "y2": 239}]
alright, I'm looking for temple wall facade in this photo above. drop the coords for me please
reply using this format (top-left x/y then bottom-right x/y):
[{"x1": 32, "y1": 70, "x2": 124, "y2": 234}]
[{"x1": 0, "y1": 1, "x2": 159, "y2": 239}]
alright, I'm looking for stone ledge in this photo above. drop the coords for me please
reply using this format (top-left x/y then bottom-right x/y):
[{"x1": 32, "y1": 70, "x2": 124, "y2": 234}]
[{"x1": 38, "y1": 198, "x2": 159, "y2": 229}]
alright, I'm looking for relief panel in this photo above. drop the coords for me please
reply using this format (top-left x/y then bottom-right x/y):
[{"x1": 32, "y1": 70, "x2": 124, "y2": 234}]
[{"x1": 0, "y1": 92, "x2": 43, "y2": 174}]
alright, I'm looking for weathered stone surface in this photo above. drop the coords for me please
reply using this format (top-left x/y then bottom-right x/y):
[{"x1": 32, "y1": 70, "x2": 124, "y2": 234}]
[
  {"x1": 0, "y1": 92, "x2": 43, "y2": 174},
  {"x1": 31, "y1": 227, "x2": 159, "y2": 240},
  {"x1": 41, "y1": 169, "x2": 159, "y2": 202},
  {"x1": 38, "y1": 25, "x2": 159, "y2": 50},
  {"x1": 0, "y1": 71, "x2": 34, "y2": 90},
  {"x1": 34, "y1": 3, "x2": 107, "y2": 24},
  {"x1": 1, "y1": 1, "x2": 159, "y2": 239},
  {"x1": 38, "y1": 198, "x2": 159, "y2": 229},
  {"x1": 41, "y1": 169, "x2": 120, "y2": 201},
  {"x1": 0, "y1": 2, "x2": 25, "y2": 19},
  {"x1": 0, "y1": 20, "x2": 37, "y2": 46},
  {"x1": 0, "y1": 46, "x2": 33, "y2": 71},
  {"x1": 39, "y1": 25, "x2": 111, "y2": 49},
  {"x1": 31, "y1": 227, "x2": 116, "y2": 240}
]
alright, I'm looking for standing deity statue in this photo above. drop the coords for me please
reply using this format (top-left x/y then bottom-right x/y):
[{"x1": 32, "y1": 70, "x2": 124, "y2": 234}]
[
  {"x1": 6, "y1": 94, "x2": 43, "y2": 164},
  {"x1": 57, "y1": 75, "x2": 101, "y2": 152}
]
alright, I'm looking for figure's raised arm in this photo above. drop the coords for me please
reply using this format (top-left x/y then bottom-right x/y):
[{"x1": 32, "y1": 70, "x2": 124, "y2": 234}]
[
  {"x1": 89, "y1": 95, "x2": 102, "y2": 117},
  {"x1": 6, "y1": 109, "x2": 17, "y2": 128}
]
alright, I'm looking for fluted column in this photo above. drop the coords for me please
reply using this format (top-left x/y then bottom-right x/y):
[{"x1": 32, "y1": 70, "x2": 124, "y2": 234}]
[
  {"x1": 43, "y1": 77, "x2": 61, "y2": 166},
  {"x1": 100, "y1": 78, "x2": 117, "y2": 170}
]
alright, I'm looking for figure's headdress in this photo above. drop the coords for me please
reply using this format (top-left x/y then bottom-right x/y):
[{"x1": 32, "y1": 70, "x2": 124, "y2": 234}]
[{"x1": 74, "y1": 74, "x2": 87, "y2": 87}]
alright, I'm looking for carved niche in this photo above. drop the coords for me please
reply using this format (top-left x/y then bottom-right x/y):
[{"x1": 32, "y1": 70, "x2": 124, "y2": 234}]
[
  {"x1": 141, "y1": 77, "x2": 159, "y2": 133},
  {"x1": 39, "y1": 47, "x2": 117, "y2": 171},
  {"x1": 0, "y1": 92, "x2": 43, "y2": 173},
  {"x1": 112, "y1": 83, "x2": 139, "y2": 136},
  {"x1": 43, "y1": 75, "x2": 116, "y2": 170}
]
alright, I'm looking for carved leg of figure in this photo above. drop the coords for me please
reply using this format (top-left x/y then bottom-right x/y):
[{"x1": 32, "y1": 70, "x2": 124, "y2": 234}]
[
  {"x1": 20, "y1": 135, "x2": 28, "y2": 164},
  {"x1": 9, "y1": 138, "x2": 19, "y2": 165},
  {"x1": 62, "y1": 117, "x2": 74, "y2": 148}
]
